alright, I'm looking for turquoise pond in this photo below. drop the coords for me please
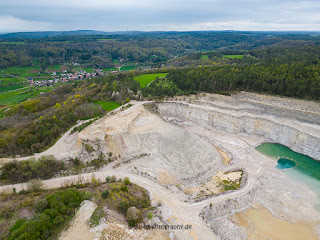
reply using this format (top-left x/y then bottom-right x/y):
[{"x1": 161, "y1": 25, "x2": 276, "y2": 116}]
[
  {"x1": 276, "y1": 158, "x2": 297, "y2": 170},
  {"x1": 256, "y1": 143, "x2": 320, "y2": 210}
]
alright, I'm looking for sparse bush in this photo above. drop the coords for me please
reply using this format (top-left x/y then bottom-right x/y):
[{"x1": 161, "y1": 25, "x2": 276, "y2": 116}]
[
  {"x1": 123, "y1": 177, "x2": 130, "y2": 185},
  {"x1": 85, "y1": 144, "x2": 94, "y2": 153},
  {"x1": 27, "y1": 179, "x2": 44, "y2": 192},
  {"x1": 73, "y1": 157, "x2": 80, "y2": 166},
  {"x1": 110, "y1": 175, "x2": 117, "y2": 182},
  {"x1": 101, "y1": 190, "x2": 109, "y2": 199},
  {"x1": 118, "y1": 199, "x2": 129, "y2": 214},
  {"x1": 83, "y1": 191, "x2": 93, "y2": 200},
  {"x1": 105, "y1": 176, "x2": 111, "y2": 183},
  {"x1": 126, "y1": 206, "x2": 142, "y2": 227},
  {"x1": 120, "y1": 185, "x2": 128, "y2": 192},
  {"x1": 91, "y1": 177, "x2": 99, "y2": 187},
  {"x1": 18, "y1": 190, "x2": 27, "y2": 195},
  {"x1": 35, "y1": 198, "x2": 48, "y2": 212},
  {"x1": 147, "y1": 211, "x2": 153, "y2": 220}
]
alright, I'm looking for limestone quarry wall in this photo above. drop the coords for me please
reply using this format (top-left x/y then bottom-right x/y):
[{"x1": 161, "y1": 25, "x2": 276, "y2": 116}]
[{"x1": 156, "y1": 102, "x2": 320, "y2": 160}]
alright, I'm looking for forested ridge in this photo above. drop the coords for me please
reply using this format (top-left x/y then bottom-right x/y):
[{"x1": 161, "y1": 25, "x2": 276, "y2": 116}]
[
  {"x1": 145, "y1": 45, "x2": 320, "y2": 100},
  {"x1": 1, "y1": 31, "x2": 320, "y2": 68}
]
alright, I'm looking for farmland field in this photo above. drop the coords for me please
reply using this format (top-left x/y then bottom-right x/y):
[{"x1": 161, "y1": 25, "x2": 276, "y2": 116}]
[
  {"x1": 101, "y1": 67, "x2": 117, "y2": 72},
  {"x1": 94, "y1": 101, "x2": 121, "y2": 111},
  {"x1": 134, "y1": 73, "x2": 168, "y2": 88},
  {"x1": 0, "y1": 77, "x2": 25, "y2": 85},
  {"x1": 0, "y1": 84, "x2": 25, "y2": 93},
  {"x1": 223, "y1": 55, "x2": 244, "y2": 59},
  {"x1": 121, "y1": 65, "x2": 135, "y2": 71},
  {"x1": 201, "y1": 55, "x2": 209, "y2": 60},
  {"x1": 0, "y1": 87, "x2": 53, "y2": 106},
  {"x1": 83, "y1": 67, "x2": 96, "y2": 73},
  {"x1": 0, "y1": 42, "x2": 24, "y2": 45}
]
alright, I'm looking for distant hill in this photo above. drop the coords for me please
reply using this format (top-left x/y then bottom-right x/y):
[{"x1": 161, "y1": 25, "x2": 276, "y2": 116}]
[{"x1": 0, "y1": 30, "x2": 111, "y2": 39}]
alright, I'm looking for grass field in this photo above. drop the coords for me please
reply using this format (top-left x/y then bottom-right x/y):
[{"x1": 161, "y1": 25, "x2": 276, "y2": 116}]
[
  {"x1": 223, "y1": 55, "x2": 244, "y2": 59},
  {"x1": 83, "y1": 67, "x2": 96, "y2": 73},
  {"x1": 201, "y1": 55, "x2": 209, "y2": 60},
  {"x1": 101, "y1": 67, "x2": 117, "y2": 72},
  {"x1": 0, "y1": 84, "x2": 25, "y2": 93},
  {"x1": 120, "y1": 66, "x2": 135, "y2": 71},
  {"x1": 94, "y1": 101, "x2": 121, "y2": 111},
  {"x1": 0, "y1": 77, "x2": 26, "y2": 85},
  {"x1": 134, "y1": 73, "x2": 168, "y2": 88},
  {"x1": 0, "y1": 42, "x2": 25, "y2": 45},
  {"x1": 0, "y1": 87, "x2": 53, "y2": 106},
  {"x1": 1, "y1": 64, "x2": 61, "y2": 79},
  {"x1": 98, "y1": 39, "x2": 116, "y2": 41}
]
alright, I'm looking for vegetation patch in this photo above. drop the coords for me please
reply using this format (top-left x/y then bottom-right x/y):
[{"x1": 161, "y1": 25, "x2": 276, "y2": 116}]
[
  {"x1": 1, "y1": 175, "x2": 152, "y2": 239},
  {"x1": 0, "y1": 86, "x2": 52, "y2": 106},
  {"x1": 201, "y1": 55, "x2": 209, "y2": 60},
  {"x1": 88, "y1": 207, "x2": 106, "y2": 227},
  {"x1": 0, "y1": 155, "x2": 65, "y2": 184},
  {"x1": 223, "y1": 55, "x2": 244, "y2": 59},
  {"x1": 70, "y1": 119, "x2": 96, "y2": 134},
  {"x1": 7, "y1": 188, "x2": 85, "y2": 240},
  {"x1": 101, "y1": 176, "x2": 151, "y2": 226},
  {"x1": 134, "y1": 73, "x2": 168, "y2": 88},
  {"x1": 94, "y1": 101, "x2": 121, "y2": 111}
]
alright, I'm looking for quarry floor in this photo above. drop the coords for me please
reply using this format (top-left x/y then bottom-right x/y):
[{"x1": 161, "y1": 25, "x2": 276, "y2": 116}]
[{"x1": 1, "y1": 92, "x2": 320, "y2": 240}]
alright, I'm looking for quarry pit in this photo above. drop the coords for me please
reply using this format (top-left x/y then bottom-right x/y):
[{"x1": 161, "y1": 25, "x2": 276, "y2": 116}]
[{"x1": 1, "y1": 92, "x2": 320, "y2": 240}]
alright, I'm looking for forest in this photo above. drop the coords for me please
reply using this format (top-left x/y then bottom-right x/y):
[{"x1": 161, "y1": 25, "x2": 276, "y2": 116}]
[{"x1": 1, "y1": 31, "x2": 320, "y2": 69}]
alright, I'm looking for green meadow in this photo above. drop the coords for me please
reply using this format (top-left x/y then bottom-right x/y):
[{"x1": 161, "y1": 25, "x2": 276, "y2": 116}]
[
  {"x1": 0, "y1": 84, "x2": 25, "y2": 93},
  {"x1": 120, "y1": 65, "x2": 135, "y2": 71},
  {"x1": 0, "y1": 42, "x2": 25, "y2": 45},
  {"x1": 134, "y1": 73, "x2": 168, "y2": 88},
  {"x1": 201, "y1": 55, "x2": 209, "y2": 60},
  {"x1": 0, "y1": 87, "x2": 53, "y2": 107},
  {"x1": 0, "y1": 77, "x2": 25, "y2": 85},
  {"x1": 94, "y1": 101, "x2": 121, "y2": 111},
  {"x1": 223, "y1": 55, "x2": 244, "y2": 59}
]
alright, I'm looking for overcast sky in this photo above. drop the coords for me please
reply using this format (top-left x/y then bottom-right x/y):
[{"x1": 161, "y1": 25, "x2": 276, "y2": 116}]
[{"x1": 1, "y1": 0, "x2": 320, "y2": 32}]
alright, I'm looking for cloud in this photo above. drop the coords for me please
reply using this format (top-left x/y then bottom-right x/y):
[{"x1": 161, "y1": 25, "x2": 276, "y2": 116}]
[
  {"x1": 1, "y1": 0, "x2": 320, "y2": 32},
  {"x1": 0, "y1": 15, "x2": 53, "y2": 32},
  {"x1": 148, "y1": 20, "x2": 320, "y2": 32}
]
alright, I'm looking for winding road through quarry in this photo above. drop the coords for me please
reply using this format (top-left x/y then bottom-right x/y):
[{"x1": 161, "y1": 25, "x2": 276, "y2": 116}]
[{"x1": 1, "y1": 92, "x2": 320, "y2": 240}]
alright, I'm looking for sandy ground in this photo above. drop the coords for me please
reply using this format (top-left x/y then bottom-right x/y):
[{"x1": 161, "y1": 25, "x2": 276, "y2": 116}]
[
  {"x1": 59, "y1": 200, "x2": 97, "y2": 240},
  {"x1": 215, "y1": 146, "x2": 232, "y2": 165},
  {"x1": 230, "y1": 203, "x2": 319, "y2": 240}
]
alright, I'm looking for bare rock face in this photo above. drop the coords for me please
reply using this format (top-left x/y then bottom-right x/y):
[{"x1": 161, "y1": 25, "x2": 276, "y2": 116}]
[
  {"x1": 156, "y1": 101, "x2": 320, "y2": 161},
  {"x1": 79, "y1": 104, "x2": 224, "y2": 184}
]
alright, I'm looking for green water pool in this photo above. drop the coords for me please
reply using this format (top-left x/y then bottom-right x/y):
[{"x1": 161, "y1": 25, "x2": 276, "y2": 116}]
[
  {"x1": 256, "y1": 143, "x2": 320, "y2": 181},
  {"x1": 276, "y1": 158, "x2": 297, "y2": 170},
  {"x1": 256, "y1": 142, "x2": 320, "y2": 210}
]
